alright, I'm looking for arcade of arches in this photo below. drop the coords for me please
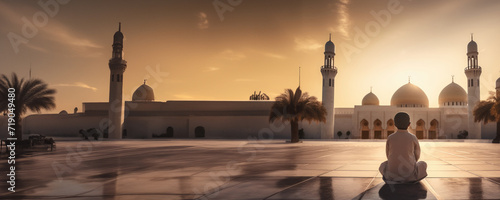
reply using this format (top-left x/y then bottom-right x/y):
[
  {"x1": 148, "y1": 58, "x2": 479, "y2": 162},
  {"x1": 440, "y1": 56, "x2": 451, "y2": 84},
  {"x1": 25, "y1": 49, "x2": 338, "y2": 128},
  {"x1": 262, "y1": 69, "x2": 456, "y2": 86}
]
[{"x1": 359, "y1": 119, "x2": 439, "y2": 139}]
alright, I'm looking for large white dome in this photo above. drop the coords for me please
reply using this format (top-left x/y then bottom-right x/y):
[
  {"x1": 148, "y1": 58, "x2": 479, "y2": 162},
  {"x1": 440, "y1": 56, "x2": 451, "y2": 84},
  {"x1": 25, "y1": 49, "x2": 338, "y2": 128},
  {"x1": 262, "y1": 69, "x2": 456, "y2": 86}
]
[
  {"x1": 438, "y1": 82, "x2": 467, "y2": 107},
  {"x1": 390, "y1": 83, "x2": 429, "y2": 107},
  {"x1": 132, "y1": 83, "x2": 154, "y2": 101}
]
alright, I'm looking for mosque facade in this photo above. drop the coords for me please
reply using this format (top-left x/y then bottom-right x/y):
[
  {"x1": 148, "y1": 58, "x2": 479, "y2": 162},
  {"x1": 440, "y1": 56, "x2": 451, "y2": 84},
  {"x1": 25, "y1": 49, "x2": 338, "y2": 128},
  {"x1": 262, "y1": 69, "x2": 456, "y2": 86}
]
[{"x1": 1, "y1": 25, "x2": 498, "y2": 140}]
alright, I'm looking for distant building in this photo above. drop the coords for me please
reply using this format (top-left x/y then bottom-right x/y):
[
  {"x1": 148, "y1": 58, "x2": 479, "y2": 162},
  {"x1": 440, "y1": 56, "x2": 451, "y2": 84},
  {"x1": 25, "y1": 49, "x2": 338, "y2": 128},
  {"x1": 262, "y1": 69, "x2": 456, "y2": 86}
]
[{"x1": 0, "y1": 26, "x2": 496, "y2": 140}]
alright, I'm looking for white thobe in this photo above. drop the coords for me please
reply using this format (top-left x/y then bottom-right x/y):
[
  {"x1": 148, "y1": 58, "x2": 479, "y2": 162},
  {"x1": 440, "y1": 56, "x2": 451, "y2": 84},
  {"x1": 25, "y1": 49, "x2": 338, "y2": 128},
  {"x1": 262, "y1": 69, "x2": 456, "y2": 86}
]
[{"x1": 379, "y1": 129, "x2": 427, "y2": 184}]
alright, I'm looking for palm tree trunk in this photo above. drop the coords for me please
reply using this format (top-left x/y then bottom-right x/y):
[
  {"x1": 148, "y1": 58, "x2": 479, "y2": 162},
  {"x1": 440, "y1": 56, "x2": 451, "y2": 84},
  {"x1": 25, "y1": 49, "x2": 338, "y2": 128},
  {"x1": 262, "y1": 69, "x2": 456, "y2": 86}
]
[
  {"x1": 290, "y1": 120, "x2": 299, "y2": 143},
  {"x1": 493, "y1": 121, "x2": 500, "y2": 143}
]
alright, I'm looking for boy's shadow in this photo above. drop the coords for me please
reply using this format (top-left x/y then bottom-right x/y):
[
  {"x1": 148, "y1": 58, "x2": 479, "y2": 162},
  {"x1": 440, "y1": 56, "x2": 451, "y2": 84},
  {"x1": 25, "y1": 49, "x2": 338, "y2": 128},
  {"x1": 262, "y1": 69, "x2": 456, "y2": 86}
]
[{"x1": 378, "y1": 182, "x2": 428, "y2": 200}]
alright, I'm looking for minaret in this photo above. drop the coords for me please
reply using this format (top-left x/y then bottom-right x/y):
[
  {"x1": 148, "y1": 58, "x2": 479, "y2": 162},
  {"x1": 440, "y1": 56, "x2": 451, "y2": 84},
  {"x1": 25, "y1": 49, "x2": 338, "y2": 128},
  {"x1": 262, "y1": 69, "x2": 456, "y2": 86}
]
[
  {"x1": 464, "y1": 34, "x2": 482, "y2": 139},
  {"x1": 108, "y1": 23, "x2": 127, "y2": 139},
  {"x1": 320, "y1": 34, "x2": 338, "y2": 139}
]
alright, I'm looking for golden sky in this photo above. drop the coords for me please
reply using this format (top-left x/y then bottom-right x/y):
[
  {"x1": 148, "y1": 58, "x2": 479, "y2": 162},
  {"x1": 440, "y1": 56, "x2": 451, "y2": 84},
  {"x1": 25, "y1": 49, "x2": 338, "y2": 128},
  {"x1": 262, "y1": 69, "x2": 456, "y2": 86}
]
[{"x1": 1, "y1": 0, "x2": 500, "y2": 114}]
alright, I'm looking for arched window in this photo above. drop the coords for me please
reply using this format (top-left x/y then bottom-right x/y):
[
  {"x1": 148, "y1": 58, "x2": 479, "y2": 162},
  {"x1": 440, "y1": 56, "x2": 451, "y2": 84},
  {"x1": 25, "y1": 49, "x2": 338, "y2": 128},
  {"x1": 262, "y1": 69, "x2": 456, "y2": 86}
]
[
  {"x1": 329, "y1": 79, "x2": 331, "y2": 87},
  {"x1": 166, "y1": 127, "x2": 174, "y2": 137},
  {"x1": 387, "y1": 119, "x2": 395, "y2": 137},
  {"x1": 195, "y1": 126, "x2": 205, "y2": 138},
  {"x1": 374, "y1": 119, "x2": 382, "y2": 139},
  {"x1": 415, "y1": 119, "x2": 425, "y2": 139},
  {"x1": 429, "y1": 120, "x2": 438, "y2": 139},
  {"x1": 111, "y1": 74, "x2": 114, "y2": 82},
  {"x1": 360, "y1": 119, "x2": 369, "y2": 139}
]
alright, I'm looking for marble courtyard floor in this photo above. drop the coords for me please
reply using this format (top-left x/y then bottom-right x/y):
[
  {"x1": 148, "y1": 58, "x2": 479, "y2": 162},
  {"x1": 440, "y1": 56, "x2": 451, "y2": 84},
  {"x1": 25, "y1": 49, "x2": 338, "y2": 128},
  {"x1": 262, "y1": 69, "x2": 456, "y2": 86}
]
[{"x1": 1, "y1": 139, "x2": 500, "y2": 199}]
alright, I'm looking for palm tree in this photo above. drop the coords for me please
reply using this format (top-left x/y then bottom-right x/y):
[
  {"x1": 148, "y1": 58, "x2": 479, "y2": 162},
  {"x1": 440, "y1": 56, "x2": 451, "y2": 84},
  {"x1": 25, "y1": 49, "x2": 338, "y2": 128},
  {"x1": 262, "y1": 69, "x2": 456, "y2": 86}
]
[
  {"x1": 269, "y1": 86, "x2": 327, "y2": 143},
  {"x1": 473, "y1": 91, "x2": 500, "y2": 143},
  {"x1": 0, "y1": 73, "x2": 56, "y2": 140}
]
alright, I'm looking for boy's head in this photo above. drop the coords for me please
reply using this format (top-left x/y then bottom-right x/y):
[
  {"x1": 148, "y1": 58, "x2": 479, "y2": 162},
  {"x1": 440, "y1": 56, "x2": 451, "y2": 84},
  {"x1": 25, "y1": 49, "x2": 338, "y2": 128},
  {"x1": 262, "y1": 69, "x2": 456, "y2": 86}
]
[{"x1": 394, "y1": 112, "x2": 411, "y2": 130}]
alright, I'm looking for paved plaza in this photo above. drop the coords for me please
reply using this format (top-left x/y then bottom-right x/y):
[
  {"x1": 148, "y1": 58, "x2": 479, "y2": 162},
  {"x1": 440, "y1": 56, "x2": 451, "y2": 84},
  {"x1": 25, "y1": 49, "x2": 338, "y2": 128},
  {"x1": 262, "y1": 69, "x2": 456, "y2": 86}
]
[{"x1": 1, "y1": 139, "x2": 500, "y2": 199}]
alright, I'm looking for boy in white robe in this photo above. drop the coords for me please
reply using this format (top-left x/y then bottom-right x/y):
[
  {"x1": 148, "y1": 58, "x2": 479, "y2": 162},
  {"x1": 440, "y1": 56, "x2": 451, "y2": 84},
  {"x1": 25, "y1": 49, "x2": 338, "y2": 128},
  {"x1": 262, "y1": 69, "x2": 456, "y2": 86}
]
[{"x1": 379, "y1": 112, "x2": 427, "y2": 184}]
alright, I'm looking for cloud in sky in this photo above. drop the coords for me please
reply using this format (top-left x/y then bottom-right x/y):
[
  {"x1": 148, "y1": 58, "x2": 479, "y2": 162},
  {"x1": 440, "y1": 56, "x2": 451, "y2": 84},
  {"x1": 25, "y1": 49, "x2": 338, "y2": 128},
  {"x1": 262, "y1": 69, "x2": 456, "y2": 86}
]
[
  {"x1": 173, "y1": 94, "x2": 194, "y2": 99},
  {"x1": 262, "y1": 52, "x2": 286, "y2": 59},
  {"x1": 205, "y1": 67, "x2": 220, "y2": 72},
  {"x1": 334, "y1": 0, "x2": 351, "y2": 40},
  {"x1": 220, "y1": 49, "x2": 246, "y2": 61},
  {"x1": 294, "y1": 37, "x2": 322, "y2": 52},
  {"x1": 53, "y1": 82, "x2": 98, "y2": 92},
  {"x1": 198, "y1": 12, "x2": 209, "y2": 29},
  {"x1": 234, "y1": 78, "x2": 257, "y2": 82},
  {"x1": 0, "y1": 1, "x2": 102, "y2": 54}
]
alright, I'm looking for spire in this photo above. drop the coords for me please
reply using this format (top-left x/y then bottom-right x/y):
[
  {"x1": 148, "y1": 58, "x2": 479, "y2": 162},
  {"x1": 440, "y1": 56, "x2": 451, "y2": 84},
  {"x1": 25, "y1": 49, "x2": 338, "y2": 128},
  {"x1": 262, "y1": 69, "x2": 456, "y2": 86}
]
[
  {"x1": 119, "y1": 22, "x2": 121, "y2": 32},
  {"x1": 329, "y1": 33, "x2": 331, "y2": 41},
  {"x1": 408, "y1": 76, "x2": 411, "y2": 83},
  {"x1": 144, "y1": 79, "x2": 147, "y2": 85},
  {"x1": 452, "y1": 75, "x2": 454, "y2": 83},
  {"x1": 471, "y1": 33, "x2": 473, "y2": 41},
  {"x1": 370, "y1": 86, "x2": 372, "y2": 93}
]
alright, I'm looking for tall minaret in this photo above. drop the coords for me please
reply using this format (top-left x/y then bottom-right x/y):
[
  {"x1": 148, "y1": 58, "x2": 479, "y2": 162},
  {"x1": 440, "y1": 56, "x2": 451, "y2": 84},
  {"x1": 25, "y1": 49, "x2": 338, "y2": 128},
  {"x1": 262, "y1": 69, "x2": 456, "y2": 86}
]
[
  {"x1": 108, "y1": 23, "x2": 127, "y2": 139},
  {"x1": 320, "y1": 34, "x2": 338, "y2": 139},
  {"x1": 464, "y1": 34, "x2": 482, "y2": 139}
]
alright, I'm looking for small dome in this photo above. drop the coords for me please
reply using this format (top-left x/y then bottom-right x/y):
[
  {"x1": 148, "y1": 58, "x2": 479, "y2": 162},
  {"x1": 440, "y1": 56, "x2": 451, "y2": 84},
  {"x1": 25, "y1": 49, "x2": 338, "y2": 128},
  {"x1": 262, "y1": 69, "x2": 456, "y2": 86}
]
[
  {"x1": 113, "y1": 23, "x2": 123, "y2": 43},
  {"x1": 438, "y1": 82, "x2": 467, "y2": 107},
  {"x1": 362, "y1": 92, "x2": 379, "y2": 105},
  {"x1": 496, "y1": 77, "x2": 500, "y2": 89},
  {"x1": 467, "y1": 40, "x2": 477, "y2": 53},
  {"x1": 325, "y1": 40, "x2": 335, "y2": 54},
  {"x1": 59, "y1": 110, "x2": 68, "y2": 115},
  {"x1": 113, "y1": 31, "x2": 123, "y2": 42},
  {"x1": 132, "y1": 83, "x2": 154, "y2": 101},
  {"x1": 391, "y1": 83, "x2": 429, "y2": 107}
]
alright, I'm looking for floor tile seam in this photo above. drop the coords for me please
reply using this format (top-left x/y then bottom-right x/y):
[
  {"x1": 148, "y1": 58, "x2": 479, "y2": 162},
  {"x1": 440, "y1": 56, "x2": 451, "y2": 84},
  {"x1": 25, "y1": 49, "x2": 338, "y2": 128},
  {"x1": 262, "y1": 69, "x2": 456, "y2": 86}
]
[
  {"x1": 355, "y1": 171, "x2": 379, "y2": 200},
  {"x1": 437, "y1": 150, "x2": 499, "y2": 166},
  {"x1": 2, "y1": 193, "x2": 201, "y2": 198},
  {"x1": 421, "y1": 178, "x2": 443, "y2": 200},
  {"x1": 262, "y1": 159, "x2": 360, "y2": 200},
  {"x1": 0, "y1": 177, "x2": 122, "y2": 199},
  {"x1": 193, "y1": 179, "x2": 248, "y2": 200},
  {"x1": 424, "y1": 151, "x2": 482, "y2": 176},
  {"x1": 433, "y1": 151, "x2": 500, "y2": 179},
  {"x1": 260, "y1": 172, "x2": 331, "y2": 200},
  {"x1": 423, "y1": 150, "x2": 500, "y2": 188}
]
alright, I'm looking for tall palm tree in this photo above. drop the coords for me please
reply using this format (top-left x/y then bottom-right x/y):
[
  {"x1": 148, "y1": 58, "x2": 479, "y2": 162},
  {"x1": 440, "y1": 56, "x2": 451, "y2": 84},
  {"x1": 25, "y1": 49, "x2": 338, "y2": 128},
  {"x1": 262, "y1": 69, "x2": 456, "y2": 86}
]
[
  {"x1": 269, "y1": 87, "x2": 327, "y2": 143},
  {"x1": 473, "y1": 91, "x2": 500, "y2": 143},
  {"x1": 0, "y1": 73, "x2": 56, "y2": 140}
]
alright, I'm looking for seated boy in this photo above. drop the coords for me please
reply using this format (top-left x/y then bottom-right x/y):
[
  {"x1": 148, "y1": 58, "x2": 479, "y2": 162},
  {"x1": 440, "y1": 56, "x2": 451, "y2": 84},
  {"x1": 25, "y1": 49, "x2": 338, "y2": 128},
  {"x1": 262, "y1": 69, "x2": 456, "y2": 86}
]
[{"x1": 379, "y1": 112, "x2": 427, "y2": 184}]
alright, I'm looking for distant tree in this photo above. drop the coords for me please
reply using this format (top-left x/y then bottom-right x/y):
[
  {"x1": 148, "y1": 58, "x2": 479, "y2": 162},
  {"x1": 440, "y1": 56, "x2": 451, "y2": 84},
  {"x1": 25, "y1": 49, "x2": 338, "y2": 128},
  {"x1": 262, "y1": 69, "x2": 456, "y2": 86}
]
[
  {"x1": 337, "y1": 131, "x2": 342, "y2": 138},
  {"x1": 346, "y1": 131, "x2": 351, "y2": 139},
  {"x1": 457, "y1": 130, "x2": 468, "y2": 139},
  {"x1": 0, "y1": 73, "x2": 56, "y2": 140},
  {"x1": 249, "y1": 91, "x2": 270, "y2": 100},
  {"x1": 269, "y1": 87, "x2": 327, "y2": 143},
  {"x1": 79, "y1": 129, "x2": 88, "y2": 140},
  {"x1": 473, "y1": 91, "x2": 500, "y2": 143}
]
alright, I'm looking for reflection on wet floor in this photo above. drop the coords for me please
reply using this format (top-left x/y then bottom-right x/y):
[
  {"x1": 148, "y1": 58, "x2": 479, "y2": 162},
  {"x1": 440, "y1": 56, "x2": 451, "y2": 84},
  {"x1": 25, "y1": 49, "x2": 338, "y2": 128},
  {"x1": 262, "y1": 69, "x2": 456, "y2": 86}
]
[
  {"x1": 377, "y1": 183, "x2": 428, "y2": 200},
  {"x1": 0, "y1": 140, "x2": 499, "y2": 199}
]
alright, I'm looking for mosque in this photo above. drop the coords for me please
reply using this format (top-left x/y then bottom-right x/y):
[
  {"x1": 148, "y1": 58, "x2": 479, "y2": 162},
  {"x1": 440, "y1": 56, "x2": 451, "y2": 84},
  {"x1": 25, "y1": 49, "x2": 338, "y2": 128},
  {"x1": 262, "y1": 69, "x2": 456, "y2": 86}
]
[{"x1": 1, "y1": 24, "x2": 498, "y2": 140}]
